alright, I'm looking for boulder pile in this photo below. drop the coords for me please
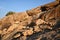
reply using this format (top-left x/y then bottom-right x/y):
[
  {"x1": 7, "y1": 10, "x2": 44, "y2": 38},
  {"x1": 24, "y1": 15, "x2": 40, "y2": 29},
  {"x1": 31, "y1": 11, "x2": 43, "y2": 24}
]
[{"x1": 0, "y1": 0, "x2": 60, "y2": 40}]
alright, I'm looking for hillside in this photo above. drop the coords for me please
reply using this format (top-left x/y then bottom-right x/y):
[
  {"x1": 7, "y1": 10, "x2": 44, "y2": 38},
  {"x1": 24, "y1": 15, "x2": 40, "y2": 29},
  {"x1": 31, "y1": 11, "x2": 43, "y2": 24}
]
[{"x1": 0, "y1": 0, "x2": 60, "y2": 40}]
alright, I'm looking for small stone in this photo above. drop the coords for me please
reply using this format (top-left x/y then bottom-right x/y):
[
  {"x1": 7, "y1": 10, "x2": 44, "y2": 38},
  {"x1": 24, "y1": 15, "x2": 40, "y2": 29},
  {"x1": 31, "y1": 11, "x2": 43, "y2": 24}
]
[
  {"x1": 14, "y1": 33, "x2": 21, "y2": 38},
  {"x1": 0, "y1": 30, "x2": 2, "y2": 34},
  {"x1": 22, "y1": 29, "x2": 33, "y2": 36},
  {"x1": 34, "y1": 26, "x2": 42, "y2": 32},
  {"x1": 36, "y1": 19, "x2": 45, "y2": 25}
]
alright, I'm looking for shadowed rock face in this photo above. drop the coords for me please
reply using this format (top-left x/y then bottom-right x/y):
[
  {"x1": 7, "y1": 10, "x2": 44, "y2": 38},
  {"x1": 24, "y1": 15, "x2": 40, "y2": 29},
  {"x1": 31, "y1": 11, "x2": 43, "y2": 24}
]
[{"x1": 0, "y1": 0, "x2": 60, "y2": 40}]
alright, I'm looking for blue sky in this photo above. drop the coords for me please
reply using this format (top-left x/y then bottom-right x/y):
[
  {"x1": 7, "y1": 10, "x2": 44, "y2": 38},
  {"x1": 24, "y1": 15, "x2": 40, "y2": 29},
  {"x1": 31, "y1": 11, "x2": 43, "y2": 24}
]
[{"x1": 0, "y1": 0, "x2": 55, "y2": 18}]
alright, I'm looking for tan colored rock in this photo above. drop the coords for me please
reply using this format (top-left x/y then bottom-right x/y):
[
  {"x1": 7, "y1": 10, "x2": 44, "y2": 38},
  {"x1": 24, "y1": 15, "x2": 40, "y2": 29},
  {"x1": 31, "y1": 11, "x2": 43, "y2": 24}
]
[
  {"x1": 7, "y1": 24, "x2": 18, "y2": 32},
  {"x1": 36, "y1": 19, "x2": 48, "y2": 25},
  {"x1": 19, "y1": 16, "x2": 32, "y2": 26},
  {"x1": 2, "y1": 28, "x2": 7, "y2": 35},
  {"x1": 22, "y1": 27, "x2": 33, "y2": 36},
  {"x1": 13, "y1": 12, "x2": 29, "y2": 22},
  {"x1": 0, "y1": 1, "x2": 60, "y2": 40},
  {"x1": 0, "y1": 16, "x2": 14, "y2": 30},
  {"x1": 34, "y1": 26, "x2": 42, "y2": 32},
  {"x1": 14, "y1": 33, "x2": 21, "y2": 38},
  {"x1": 26, "y1": 6, "x2": 41, "y2": 16},
  {"x1": 5, "y1": 21, "x2": 20, "y2": 34},
  {"x1": 0, "y1": 12, "x2": 29, "y2": 30},
  {"x1": 0, "y1": 20, "x2": 2, "y2": 25},
  {"x1": 0, "y1": 30, "x2": 2, "y2": 34},
  {"x1": 39, "y1": 25, "x2": 52, "y2": 29},
  {"x1": 19, "y1": 36, "x2": 27, "y2": 40}
]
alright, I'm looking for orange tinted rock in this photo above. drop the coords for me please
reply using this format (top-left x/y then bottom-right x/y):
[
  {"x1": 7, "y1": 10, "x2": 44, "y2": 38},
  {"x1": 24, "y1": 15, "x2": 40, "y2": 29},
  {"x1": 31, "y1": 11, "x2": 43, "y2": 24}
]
[
  {"x1": 14, "y1": 33, "x2": 21, "y2": 38},
  {"x1": 22, "y1": 30, "x2": 33, "y2": 36},
  {"x1": 34, "y1": 26, "x2": 42, "y2": 32}
]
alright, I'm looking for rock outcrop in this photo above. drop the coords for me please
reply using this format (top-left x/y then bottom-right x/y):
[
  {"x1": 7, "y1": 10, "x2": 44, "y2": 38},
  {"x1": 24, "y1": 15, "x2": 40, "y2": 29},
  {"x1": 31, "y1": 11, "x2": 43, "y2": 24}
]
[{"x1": 0, "y1": 0, "x2": 60, "y2": 40}]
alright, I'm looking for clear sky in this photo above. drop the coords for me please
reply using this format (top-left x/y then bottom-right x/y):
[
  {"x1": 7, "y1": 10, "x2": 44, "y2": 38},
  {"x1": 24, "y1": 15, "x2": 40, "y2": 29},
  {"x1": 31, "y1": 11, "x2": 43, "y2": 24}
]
[{"x1": 0, "y1": 0, "x2": 55, "y2": 18}]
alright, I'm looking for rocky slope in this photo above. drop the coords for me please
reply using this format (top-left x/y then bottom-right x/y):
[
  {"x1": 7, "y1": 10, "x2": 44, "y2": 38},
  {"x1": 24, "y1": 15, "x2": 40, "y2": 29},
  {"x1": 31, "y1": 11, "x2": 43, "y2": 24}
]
[{"x1": 0, "y1": 0, "x2": 60, "y2": 40}]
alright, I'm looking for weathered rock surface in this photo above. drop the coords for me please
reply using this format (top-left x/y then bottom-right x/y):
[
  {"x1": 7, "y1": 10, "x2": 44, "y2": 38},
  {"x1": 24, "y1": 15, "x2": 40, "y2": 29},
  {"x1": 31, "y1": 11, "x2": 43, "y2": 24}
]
[{"x1": 0, "y1": 0, "x2": 60, "y2": 40}]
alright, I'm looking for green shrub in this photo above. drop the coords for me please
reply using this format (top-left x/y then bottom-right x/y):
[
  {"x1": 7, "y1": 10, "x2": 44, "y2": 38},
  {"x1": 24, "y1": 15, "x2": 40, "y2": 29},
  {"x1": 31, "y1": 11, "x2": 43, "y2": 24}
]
[{"x1": 6, "y1": 11, "x2": 15, "y2": 16}]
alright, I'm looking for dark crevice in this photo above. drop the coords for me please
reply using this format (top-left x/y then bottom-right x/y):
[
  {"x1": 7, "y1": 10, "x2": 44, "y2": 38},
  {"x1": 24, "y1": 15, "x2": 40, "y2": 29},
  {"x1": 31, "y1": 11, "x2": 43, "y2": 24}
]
[
  {"x1": 27, "y1": 22, "x2": 36, "y2": 27},
  {"x1": 0, "y1": 35, "x2": 1, "y2": 40},
  {"x1": 55, "y1": 38, "x2": 60, "y2": 40},
  {"x1": 53, "y1": 20, "x2": 60, "y2": 30},
  {"x1": 41, "y1": 6, "x2": 47, "y2": 11},
  {"x1": 26, "y1": 32, "x2": 42, "y2": 40},
  {"x1": 40, "y1": 37, "x2": 47, "y2": 40}
]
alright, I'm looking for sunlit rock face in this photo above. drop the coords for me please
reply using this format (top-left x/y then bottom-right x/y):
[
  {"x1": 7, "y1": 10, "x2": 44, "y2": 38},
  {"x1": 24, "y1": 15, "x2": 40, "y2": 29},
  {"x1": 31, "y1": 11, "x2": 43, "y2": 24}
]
[{"x1": 0, "y1": 0, "x2": 60, "y2": 40}]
